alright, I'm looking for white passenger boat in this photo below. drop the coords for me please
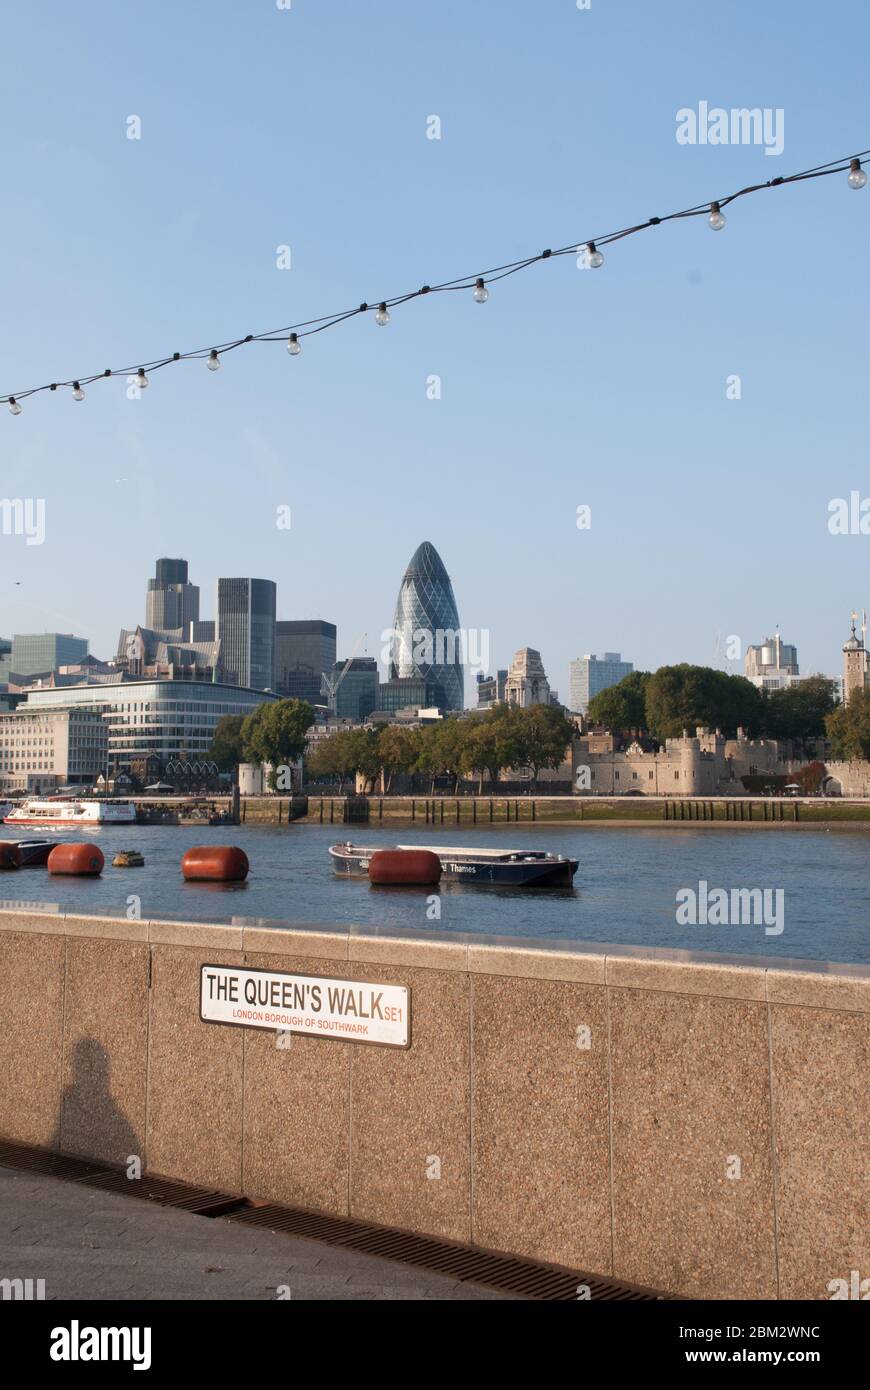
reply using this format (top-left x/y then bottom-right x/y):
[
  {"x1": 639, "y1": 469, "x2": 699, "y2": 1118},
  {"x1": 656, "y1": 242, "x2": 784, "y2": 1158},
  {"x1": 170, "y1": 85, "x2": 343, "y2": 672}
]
[{"x1": 3, "y1": 798, "x2": 136, "y2": 826}]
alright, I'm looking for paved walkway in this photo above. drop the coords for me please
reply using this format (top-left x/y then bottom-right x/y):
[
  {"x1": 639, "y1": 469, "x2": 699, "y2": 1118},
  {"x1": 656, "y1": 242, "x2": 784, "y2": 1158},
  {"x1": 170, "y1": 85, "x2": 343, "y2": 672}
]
[{"x1": 0, "y1": 1166, "x2": 508, "y2": 1300}]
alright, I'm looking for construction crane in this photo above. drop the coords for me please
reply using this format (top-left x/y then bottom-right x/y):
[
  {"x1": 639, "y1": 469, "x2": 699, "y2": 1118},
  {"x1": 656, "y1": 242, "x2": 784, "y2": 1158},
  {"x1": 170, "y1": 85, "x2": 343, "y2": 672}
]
[{"x1": 320, "y1": 632, "x2": 368, "y2": 711}]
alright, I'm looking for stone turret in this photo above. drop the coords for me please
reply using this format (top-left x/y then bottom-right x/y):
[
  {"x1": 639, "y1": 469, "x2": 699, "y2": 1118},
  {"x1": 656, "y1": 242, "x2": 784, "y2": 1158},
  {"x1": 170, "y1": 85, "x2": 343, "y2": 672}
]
[
  {"x1": 680, "y1": 732, "x2": 703, "y2": 791},
  {"x1": 843, "y1": 617, "x2": 868, "y2": 704}
]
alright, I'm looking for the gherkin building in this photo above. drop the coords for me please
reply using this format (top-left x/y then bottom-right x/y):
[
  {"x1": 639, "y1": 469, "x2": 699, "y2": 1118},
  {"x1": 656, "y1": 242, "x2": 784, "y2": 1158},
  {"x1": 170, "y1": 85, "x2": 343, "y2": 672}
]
[{"x1": 390, "y1": 541, "x2": 464, "y2": 711}]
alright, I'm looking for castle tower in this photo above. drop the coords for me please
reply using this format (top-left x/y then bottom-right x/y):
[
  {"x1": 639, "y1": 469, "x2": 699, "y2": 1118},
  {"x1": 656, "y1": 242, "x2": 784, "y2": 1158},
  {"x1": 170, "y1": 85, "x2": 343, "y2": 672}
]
[
  {"x1": 679, "y1": 731, "x2": 703, "y2": 791},
  {"x1": 843, "y1": 615, "x2": 868, "y2": 704}
]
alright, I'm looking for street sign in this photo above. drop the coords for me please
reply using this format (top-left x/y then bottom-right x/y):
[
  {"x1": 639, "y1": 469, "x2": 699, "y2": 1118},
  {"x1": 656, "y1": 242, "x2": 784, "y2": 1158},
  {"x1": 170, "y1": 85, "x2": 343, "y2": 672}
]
[{"x1": 200, "y1": 964, "x2": 410, "y2": 1047}]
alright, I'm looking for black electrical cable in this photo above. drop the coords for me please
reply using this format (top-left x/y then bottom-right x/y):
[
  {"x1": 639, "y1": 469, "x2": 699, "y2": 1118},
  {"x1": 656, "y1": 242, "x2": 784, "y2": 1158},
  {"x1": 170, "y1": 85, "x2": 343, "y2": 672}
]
[{"x1": 3, "y1": 146, "x2": 867, "y2": 409}]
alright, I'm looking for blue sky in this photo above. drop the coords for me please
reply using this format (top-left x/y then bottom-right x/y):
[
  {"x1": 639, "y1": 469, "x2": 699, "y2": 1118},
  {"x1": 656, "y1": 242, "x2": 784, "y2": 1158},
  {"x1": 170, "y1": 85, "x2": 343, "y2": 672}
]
[{"x1": 0, "y1": 0, "x2": 867, "y2": 700}]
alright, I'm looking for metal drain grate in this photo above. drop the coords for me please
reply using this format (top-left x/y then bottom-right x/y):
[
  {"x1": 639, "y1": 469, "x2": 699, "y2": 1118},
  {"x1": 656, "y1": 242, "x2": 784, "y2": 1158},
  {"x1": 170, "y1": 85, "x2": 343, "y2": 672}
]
[
  {"x1": 78, "y1": 1170, "x2": 250, "y2": 1216},
  {"x1": 0, "y1": 1140, "x2": 107, "y2": 1182},
  {"x1": 226, "y1": 1202, "x2": 668, "y2": 1299},
  {"x1": 0, "y1": 1138, "x2": 239, "y2": 1213},
  {"x1": 0, "y1": 1138, "x2": 671, "y2": 1300}
]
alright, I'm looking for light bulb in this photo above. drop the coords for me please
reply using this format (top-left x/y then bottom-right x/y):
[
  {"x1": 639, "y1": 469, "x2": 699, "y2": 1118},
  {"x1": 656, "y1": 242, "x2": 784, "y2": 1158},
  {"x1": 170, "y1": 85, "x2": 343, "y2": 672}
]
[
  {"x1": 287, "y1": 332, "x2": 301, "y2": 356},
  {"x1": 708, "y1": 201, "x2": 726, "y2": 231},
  {"x1": 135, "y1": 368, "x2": 149, "y2": 389},
  {"x1": 207, "y1": 350, "x2": 220, "y2": 371},
  {"x1": 8, "y1": 397, "x2": 21, "y2": 416},
  {"x1": 848, "y1": 158, "x2": 867, "y2": 190},
  {"x1": 72, "y1": 382, "x2": 85, "y2": 401},
  {"x1": 473, "y1": 277, "x2": 489, "y2": 303},
  {"x1": 374, "y1": 302, "x2": 391, "y2": 326},
  {"x1": 585, "y1": 241, "x2": 604, "y2": 269}
]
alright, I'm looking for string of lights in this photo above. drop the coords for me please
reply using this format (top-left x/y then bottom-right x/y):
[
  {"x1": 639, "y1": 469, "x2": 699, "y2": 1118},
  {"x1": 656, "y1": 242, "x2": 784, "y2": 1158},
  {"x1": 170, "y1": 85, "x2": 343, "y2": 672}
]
[{"x1": 4, "y1": 148, "x2": 867, "y2": 415}]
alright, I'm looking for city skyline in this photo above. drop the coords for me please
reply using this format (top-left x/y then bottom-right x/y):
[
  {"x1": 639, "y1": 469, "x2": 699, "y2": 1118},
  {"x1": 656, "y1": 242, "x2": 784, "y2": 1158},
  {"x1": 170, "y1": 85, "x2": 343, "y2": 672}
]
[{"x1": 0, "y1": 541, "x2": 852, "y2": 707}]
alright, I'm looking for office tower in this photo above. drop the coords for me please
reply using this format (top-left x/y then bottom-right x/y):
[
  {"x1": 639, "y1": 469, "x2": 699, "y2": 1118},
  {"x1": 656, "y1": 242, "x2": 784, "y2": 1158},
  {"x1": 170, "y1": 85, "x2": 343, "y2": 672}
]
[
  {"x1": 10, "y1": 633, "x2": 89, "y2": 679},
  {"x1": 145, "y1": 558, "x2": 200, "y2": 632},
  {"x1": 569, "y1": 652, "x2": 633, "y2": 715},
  {"x1": 216, "y1": 578, "x2": 277, "y2": 691},
  {"x1": 389, "y1": 541, "x2": 464, "y2": 711},
  {"x1": 275, "y1": 620, "x2": 337, "y2": 704},
  {"x1": 375, "y1": 676, "x2": 445, "y2": 714},
  {"x1": 19, "y1": 679, "x2": 277, "y2": 769},
  {"x1": 329, "y1": 658, "x2": 379, "y2": 721}
]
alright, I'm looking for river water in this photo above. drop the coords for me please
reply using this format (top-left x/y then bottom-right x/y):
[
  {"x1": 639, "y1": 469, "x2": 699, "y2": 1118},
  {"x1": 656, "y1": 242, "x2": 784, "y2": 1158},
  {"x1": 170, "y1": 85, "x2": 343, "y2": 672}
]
[{"x1": 0, "y1": 822, "x2": 866, "y2": 965}]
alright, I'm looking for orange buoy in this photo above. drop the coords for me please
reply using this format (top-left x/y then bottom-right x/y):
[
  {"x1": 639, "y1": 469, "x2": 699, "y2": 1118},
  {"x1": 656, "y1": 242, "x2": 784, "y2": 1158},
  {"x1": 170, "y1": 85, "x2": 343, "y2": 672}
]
[
  {"x1": 182, "y1": 845, "x2": 249, "y2": 882},
  {"x1": 47, "y1": 843, "x2": 104, "y2": 876},
  {"x1": 0, "y1": 842, "x2": 22, "y2": 871},
  {"x1": 368, "y1": 849, "x2": 441, "y2": 886}
]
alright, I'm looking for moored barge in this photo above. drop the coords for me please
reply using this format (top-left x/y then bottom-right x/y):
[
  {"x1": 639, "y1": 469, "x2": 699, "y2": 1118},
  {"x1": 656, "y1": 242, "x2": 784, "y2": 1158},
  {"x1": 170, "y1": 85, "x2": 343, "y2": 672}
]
[{"x1": 329, "y1": 842, "x2": 578, "y2": 887}]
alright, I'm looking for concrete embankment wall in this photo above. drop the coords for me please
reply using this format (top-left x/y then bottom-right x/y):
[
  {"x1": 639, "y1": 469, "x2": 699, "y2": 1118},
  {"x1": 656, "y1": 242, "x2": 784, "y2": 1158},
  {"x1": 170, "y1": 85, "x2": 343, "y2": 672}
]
[
  {"x1": 0, "y1": 908, "x2": 866, "y2": 1300},
  {"x1": 239, "y1": 794, "x2": 870, "y2": 825}
]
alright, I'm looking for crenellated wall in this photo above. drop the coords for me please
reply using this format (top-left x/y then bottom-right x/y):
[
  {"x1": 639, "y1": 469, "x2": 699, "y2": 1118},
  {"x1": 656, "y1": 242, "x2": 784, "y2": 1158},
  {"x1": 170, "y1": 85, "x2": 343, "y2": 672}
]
[{"x1": 0, "y1": 908, "x2": 866, "y2": 1300}]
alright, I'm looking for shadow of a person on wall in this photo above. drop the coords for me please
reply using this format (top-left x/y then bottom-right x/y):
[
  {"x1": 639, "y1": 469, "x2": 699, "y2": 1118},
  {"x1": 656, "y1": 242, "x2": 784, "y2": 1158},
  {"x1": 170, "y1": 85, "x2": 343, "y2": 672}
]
[{"x1": 53, "y1": 1038, "x2": 142, "y2": 1172}]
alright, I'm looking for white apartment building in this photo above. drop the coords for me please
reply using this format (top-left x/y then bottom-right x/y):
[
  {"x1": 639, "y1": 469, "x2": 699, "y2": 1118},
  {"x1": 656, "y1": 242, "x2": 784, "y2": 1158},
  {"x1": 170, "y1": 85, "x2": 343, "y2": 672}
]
[
  {"x1": 569, "y1": 652, "x2": 633, "y2": 715},
  {"x1": 744, "y1": 633, "x2": 799, "y2": 691},
  {"x1": 0, "y1": 708, "x2": 108, "y2": 793}
]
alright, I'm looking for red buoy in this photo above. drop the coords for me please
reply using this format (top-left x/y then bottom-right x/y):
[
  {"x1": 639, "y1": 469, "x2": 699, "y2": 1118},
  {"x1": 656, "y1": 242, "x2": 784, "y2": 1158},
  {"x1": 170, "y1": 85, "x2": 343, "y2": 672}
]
[
  {"x1": 0, "y1": 842, "x2": 21, "y2": 871},
  {"x1": 47, "y1": 843, "x2": 104, "y2": 876},
  {"x1": 182, "y1": 845, "x2": 249, "y2": 882},
  {"x1": 368, "y1": 849, "x2": 441, "y2": 886}
]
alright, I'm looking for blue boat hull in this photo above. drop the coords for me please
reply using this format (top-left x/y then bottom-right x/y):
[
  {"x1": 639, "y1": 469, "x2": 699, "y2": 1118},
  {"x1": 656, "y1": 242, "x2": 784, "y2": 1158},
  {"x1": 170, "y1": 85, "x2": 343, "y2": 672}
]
[{"x1": 331, "y1": 847, "x2": 578, "y2": 887}]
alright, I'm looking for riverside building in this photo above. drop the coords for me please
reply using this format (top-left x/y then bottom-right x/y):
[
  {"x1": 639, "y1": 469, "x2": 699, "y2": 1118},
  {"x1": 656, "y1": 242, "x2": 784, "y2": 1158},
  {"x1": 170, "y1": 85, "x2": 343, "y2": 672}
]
[
  {"x1": 17, "y1": 680, "x2": 276, "y2": 779},
  {"x1": 572, "y1": 726, "x2": 786, "y2": 797},
  {"x1": 0, "y1": 707, "x2": 107, "y2": 793}
]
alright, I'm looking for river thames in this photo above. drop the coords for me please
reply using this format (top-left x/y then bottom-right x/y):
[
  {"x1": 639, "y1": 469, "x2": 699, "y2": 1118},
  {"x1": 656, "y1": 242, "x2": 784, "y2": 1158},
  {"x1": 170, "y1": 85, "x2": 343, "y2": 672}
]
[{"x1": 1, "y1": 821, "x2": 866, "y2": 964}]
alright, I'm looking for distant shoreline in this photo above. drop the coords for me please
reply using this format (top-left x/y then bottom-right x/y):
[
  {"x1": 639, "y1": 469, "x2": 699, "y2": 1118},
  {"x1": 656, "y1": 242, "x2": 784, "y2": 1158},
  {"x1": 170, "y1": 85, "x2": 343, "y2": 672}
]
[{"x1": 234, "y1": 794, "x2": 870, "y2": 829}]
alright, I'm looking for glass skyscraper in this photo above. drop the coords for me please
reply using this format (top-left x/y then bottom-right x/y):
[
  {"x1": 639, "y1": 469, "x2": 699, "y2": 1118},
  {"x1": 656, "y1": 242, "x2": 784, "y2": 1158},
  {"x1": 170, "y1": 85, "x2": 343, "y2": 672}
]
[
  {"x1": 275, "y1": 620, "x2": 337, "y2": 704},
  {"x1": 389, "y1": 542, "x2": 464, "y2": 711},
  {"x1": 216, "y1": 578, "x2": 277, "y2": 691},
  {"x1": 10, "y1": 633, "x2": 89, "y2": 678},
  {"x1": 330, "y1": 658, "x2": 379, "y2": 721}
]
